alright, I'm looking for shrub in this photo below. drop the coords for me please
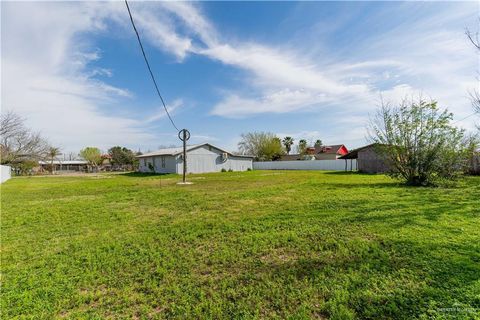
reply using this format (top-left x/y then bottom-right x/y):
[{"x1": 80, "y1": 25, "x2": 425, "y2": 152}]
[
  {"x1": 221, "y1": 168, "x2": 227, "y2": 172},
  {"x1": 369, "y1": 96, "x2": 468, "y2": 186}
]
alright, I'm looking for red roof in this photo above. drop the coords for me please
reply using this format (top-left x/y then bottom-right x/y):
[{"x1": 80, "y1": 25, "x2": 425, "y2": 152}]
[{"x1": 314, "y1": 144, "x2": 348, "y2": 155}]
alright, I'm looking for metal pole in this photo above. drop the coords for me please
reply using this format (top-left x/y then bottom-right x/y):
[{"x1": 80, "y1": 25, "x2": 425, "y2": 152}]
[{"x1": 182, "y1": 129, "x2": 187, "y2": 183}]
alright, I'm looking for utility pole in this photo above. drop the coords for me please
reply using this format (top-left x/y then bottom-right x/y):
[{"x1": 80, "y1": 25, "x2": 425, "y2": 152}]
[{"x1": 178, "y1": 129, "x2": 190, "y2": 183}]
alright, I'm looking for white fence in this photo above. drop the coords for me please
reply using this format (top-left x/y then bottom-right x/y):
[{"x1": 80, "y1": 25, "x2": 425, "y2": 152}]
[
  {"x1": 253, "y1": 159, "x2": 357, "y2": 171},
  {"x1": 1, "y1": 165, "x2": 12, "y2": 183}
]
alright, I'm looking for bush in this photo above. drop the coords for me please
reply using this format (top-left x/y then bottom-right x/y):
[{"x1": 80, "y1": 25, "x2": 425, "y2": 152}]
[
  {"x1": 247, "y1": 167, "x2": 252, "y2": 171},
  {"x1": 221, "y1": 168, "x2": 227, "y2": 172},
  {"x1": 228, "y1": 169, "x2": 233, "y2": 172},
  {"x1": 369, "y1": 97, "x2": 468, "y2": 186}
]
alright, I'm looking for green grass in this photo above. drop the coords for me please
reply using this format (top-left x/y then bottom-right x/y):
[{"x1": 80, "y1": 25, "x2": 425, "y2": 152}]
[{"x1": 1, "y1": 171, "x2": 479, "y2": 319}]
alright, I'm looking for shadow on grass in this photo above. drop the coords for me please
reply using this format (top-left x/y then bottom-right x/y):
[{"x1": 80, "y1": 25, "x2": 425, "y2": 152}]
[
  {"x1": 321, "y1": 171, "x2": 390, "y2": 176},
  {"x1": 307, "y1": 181, "x2": 403, "y2": 189},
  {"x1": 120, "y1": 172, "x2": 176, "y2": 178},
  {"x1": 322, "y1": 171, "x2": 363, "y2": 175}
]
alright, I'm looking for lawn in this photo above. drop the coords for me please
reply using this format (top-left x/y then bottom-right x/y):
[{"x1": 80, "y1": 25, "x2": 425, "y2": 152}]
[{"x1": 1, "y1": 171, "x2": 479, "y2": 319}]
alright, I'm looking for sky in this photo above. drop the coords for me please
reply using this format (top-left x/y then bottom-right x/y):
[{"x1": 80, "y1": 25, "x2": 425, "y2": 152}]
[{"x1": 2, "y1": 1, "x2": 479, "y2": 154}]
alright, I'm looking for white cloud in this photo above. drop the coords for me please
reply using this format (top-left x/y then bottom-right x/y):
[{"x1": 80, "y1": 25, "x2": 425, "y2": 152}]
[
  {"x1": 123, "y1": 2, "x2": 377, "y2": 116},
  {"x1": 1, "y1": 2, "x2": 158, "y2": 152},
  {"x1": 132, "y1": 1, "x2": 478, "y2": 134},
  {"x1": 2, "y1": 1, "x2": 477, "y2": 155},
  {"x1": 211, "y1": 89, "x2": 328, "y2": 117},
  {"x1": 145, "y1": 99, "x2": 183, "y2": 123}
]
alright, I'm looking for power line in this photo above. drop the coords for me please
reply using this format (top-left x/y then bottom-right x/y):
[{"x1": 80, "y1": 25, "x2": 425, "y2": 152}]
[
  {"x1": 124, "y1": 0, "x2": 179, "y2": 132},
  {"x1": 452, "y1": 112, "x2": 478, "y2": 124}
]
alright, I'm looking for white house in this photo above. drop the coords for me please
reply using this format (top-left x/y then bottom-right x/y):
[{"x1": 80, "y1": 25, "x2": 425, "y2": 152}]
[{"x1": 136, "y1": 143, "x2": 254, "y2": 174}]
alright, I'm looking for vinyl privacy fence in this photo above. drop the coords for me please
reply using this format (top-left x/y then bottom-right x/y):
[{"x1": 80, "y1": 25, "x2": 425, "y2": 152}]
[
  {"x1": 1, "y1": 165, "x2": 12, "y2": 183},
  {"x1": 253, "y1": 159, "x2": 357, "y2": 171}
]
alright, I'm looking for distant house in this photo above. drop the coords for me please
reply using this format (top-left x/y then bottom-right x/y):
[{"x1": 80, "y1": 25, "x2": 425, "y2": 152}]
[
  {"x1": 339, "y1": 143, "x2": 390, "y2": 173},
  {"x1": 280, "y1": 144, "x2": 349, "y2": 161},
  {"x1": 136, "y1": 143, "x2": 254, "y2": 174},
  {"x1": 38, "y1": 160, "x2": 88, "y2": 172}
]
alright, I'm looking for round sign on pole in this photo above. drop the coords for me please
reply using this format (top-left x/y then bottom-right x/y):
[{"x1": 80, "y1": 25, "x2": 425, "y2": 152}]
[{"x1": 178, "y1": 129, "x2": 190, "y2": 141}]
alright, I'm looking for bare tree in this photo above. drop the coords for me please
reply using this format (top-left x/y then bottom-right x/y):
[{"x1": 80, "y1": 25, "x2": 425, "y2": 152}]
[
  {"x1": 0, "y1": 111, "x2": 49, "y2": 165},
  {"x1": 466, "y1": 21, "x2": 480, "y2": 119},
  {"x1": 0, "y1": 111, "x2": 24, "y2": 139},
  {"x1": 466, "y1": 21, "x2": 480, "y2": 50}
]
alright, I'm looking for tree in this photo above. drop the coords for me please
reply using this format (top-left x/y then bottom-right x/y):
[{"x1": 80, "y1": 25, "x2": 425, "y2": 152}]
[
  {"x1": 108, "y1": 146, "x2": 135, "y2": 168},
  {"x1": 238, "y1": 132, "x2": 284, "y2": 161},
  {"x1": 47, "y1": 147, "x2": 61, "y2": 174},
  {"x1": 266, "y1": 137, "x2": 284, "y2": 161},
  {"x1": 298, "y1": 139, "x2": 307, "y2": 155},
  {"x1": 79, "y1": 147, "x2": 102, "y2": 172},
  {"x1": 0, "y1": 111, "x2": 49, "y2": 165},
  {"x1": 466, "y1": 21, "x2": 480, "y2": 124},
  {"x1": 368, "y1": 96, "x2": 468, "y2": 186},
  {"x1": 16, "y1": 160, "x2": 38, "y2": 176},
  {"x1": 314, "y1": 139, "x2": 322, "y2": 148},
  {"x1": 282, "y1": 136, "x2": 294, "y2": 154}
]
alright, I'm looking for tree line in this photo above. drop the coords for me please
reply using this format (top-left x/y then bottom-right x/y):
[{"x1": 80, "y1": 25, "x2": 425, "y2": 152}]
[
  {"x1": 0, "y1": 111, "x2": 140, "y2": 175},
  {"x1": 237, "y1": 95, "x2": 479, "y2": 186},
  {"x1": 237, "y1": 132, "x2": 323, "y2": 161},
  {"x1": 79, "y1": 146, "x2": 139, "y2": 172}
]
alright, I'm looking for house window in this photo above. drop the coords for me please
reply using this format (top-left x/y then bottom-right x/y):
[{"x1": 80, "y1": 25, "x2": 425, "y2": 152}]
[
  {"x1": 209, "y1": 146, "x2": 212, "y2": 151},
  {"x1": 143, "y1": 158, "x2": 146, "y2": 167},
  {"x1": 152, "y1": 157, "x2": 156, "y2": 167},
  {"x1": 161, "y1": 156, "x2": 166, "y2": 168}
]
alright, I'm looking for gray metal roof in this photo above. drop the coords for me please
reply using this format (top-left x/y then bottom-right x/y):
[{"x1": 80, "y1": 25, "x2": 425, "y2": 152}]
[
  {"x1": 39, "y1": 160, "x2": 88, "y2": 165},
  {"x1": 136, "y1": 143, "x2": 254, "y2": 158}
]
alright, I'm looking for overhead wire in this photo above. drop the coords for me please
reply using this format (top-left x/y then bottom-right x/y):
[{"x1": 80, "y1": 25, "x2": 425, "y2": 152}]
[
  {"x1": 124, "y1": 0, "x2": 179, "y2": 132},
  {"x1": 452, "y1": 112, "x2": 478, "y2": 125}
]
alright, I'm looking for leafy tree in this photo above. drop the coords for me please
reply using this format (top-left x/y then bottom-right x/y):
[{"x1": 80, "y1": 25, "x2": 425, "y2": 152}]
[
  {"x1": 79, "y1": 147, "x2": 102, "y2": 172},
  {"x1": 298, "y1": 139, "x2": 307, "y2": 155},
  {"x1": 47, "y1": 147, "x2": 61, "y2": 174},
  {"x1": 369, "y1": 96, "x2": 468, "y2": 186},
  {"x1": 266, "y1": 137, "x2": 284, "y2": 161},
  {"x1": 282, "y1": 136, "x2": 294, "y2": 154},
  {"x1": 108, "y1": 146, "x2": 135, "y2": 167},
  {"x1": 238, "y1": 132, "x2": 285, "y2": 161},
  {"x1": 314, "y1": 139, "x2": 322, "y2": 148},
  {"x1": 16, "y1": 160, "x2": 38, "y2": 176},
  {"x1": 463, "y1": 134, "x2": 480, "y2": 175}
]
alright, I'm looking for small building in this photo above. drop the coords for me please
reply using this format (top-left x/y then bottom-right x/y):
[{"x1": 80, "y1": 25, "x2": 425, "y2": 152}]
[
  {"x1": 339, "y1": 143, "x2": 390, "y2": 173},
  {"x1": 38, "y1": 160, "x2": 88, "y2": 172},
  {"x1": 280, "y1": 144, "x2": 349, "y2": 161},
  {"x1": 136, "y1": 143, "x2": 254, "y2": 174}
]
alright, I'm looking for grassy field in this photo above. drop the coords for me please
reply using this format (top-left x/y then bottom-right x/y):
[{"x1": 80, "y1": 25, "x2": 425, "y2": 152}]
[{"x1": 1, "y1": 171, "x2": 479, "y2": 319}]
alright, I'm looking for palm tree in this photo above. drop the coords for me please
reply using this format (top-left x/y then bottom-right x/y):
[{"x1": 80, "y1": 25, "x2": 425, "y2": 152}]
[
  {"x1": 282, "y1": 136, "x2": 294, "y2": 154},
  {"x1": 298, "y1": 139, "x2": 307, "y2": 154},
  {"x1": 314, "y1": 139, "x2": 322, "y2": 148},
  {"x1": 47, "y1": 147, "x2": 61, "y2": 174}
]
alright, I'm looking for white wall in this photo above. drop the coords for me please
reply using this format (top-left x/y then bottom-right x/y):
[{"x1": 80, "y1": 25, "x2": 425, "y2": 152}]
[
  {"x1": 138, "y1": 156, "x2": 177, "y2": 173},
  {"x1": 178, "y1": 145, "x2": 253, "y2": 174},
  {"x1": 138, "y1": 145, "x2": 253, "y2": 174},
  {"x1": 1, "y1": 165, "x2": 12, "y2": 183},
  {"x1": 253, "y1": 159, "x2": 357, "y2": 171}
]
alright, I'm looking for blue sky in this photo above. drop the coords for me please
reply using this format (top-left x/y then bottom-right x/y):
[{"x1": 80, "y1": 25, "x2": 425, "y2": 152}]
[{"x1": 2, "y1": 1, "x2": 479, "y2": 153}]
